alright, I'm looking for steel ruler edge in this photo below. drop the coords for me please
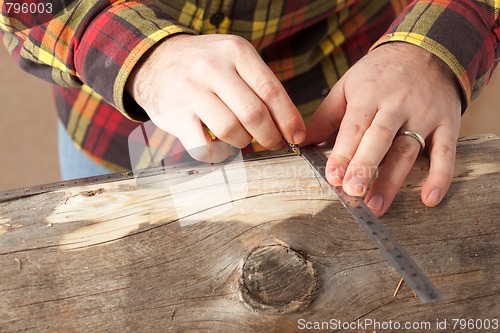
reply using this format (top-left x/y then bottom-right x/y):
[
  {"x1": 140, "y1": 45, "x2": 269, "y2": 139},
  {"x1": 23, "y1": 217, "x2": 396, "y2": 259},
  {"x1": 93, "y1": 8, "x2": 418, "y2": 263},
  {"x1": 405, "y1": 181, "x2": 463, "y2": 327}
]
[
  {"x1": 0, "y1": 148, "x2": 295, "y2": 203},
  {"x1": 1, "y1": 144, "x2": 444, "y2": 303},
  {"x1": 299, "y1": 145, "x2": 444, "y2": 303}
]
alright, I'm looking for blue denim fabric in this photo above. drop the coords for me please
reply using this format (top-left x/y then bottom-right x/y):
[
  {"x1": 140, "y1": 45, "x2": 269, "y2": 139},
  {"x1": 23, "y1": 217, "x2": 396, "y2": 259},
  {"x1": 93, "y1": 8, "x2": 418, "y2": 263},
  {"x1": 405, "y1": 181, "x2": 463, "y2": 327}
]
[{"x1": 58, "y1": 120, "x2": 110, "y2": 180}]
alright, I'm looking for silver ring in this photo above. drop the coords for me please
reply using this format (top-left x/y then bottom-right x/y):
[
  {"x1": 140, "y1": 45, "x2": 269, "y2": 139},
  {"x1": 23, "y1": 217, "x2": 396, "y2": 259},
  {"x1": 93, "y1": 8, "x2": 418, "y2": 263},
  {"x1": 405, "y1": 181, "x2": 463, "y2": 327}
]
[{"x1": 397, "y1": 130, "x2": 426, "y2": 152}]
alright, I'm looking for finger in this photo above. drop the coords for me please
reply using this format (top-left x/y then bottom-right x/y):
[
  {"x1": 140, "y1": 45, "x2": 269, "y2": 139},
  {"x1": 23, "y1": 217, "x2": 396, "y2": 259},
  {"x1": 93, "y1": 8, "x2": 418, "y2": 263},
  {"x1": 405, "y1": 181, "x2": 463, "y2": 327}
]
[
  {"x1": 183, "y1": 130, "x2": 235, "y2": 164},
  {"x1": 342, "y1": 108, "x2": 406, "y2": 196},
  {"x1": 364, "y1": 132, "x2": 423, "y2": 216},
  {"x1": 421, "y1": 127, "x2": 457, "y2": 207},
  {"x1": 235, "y1": 54, "x2": 306, "y2": 146},
  {"x1": 172, "y1": 112, "x2": 234, "y2": 163},
  {"x1": 194, "y1": 92, "x2": 253, "y2": 148},
  {"x1": 303, "y1": 83, "x2": 346, "y2": 146},
  {"x1": 325, "y1": 100, "x2": 377, "y2": 187},
  {"x1": 214, "y1": 74, "x2": 284, "y2": 149}
]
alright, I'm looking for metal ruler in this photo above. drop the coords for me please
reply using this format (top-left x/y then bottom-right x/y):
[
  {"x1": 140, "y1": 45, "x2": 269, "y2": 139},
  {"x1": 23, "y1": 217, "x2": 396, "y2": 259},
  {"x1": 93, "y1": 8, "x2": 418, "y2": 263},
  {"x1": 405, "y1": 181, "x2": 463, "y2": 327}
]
[
  {"x1": 298, "y1": 145, "x2": 443, "y2": 303},
  {"x1": 1, "y1": 144, "x2": 443, "y2": 302},
  {"x1": 0, "y1": 148, "x2": 294, "y2": 203}
]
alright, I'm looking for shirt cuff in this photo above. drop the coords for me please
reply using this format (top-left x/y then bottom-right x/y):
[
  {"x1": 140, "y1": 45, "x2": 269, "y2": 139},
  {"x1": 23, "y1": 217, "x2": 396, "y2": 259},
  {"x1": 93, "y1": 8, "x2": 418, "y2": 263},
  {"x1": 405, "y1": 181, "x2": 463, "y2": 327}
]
[
  {"x1": 370, "y1": 0, "x2": 500, "y2": 111},
  {"x1": 74, "y1": 1, "x2": 195, "y2": 121}
]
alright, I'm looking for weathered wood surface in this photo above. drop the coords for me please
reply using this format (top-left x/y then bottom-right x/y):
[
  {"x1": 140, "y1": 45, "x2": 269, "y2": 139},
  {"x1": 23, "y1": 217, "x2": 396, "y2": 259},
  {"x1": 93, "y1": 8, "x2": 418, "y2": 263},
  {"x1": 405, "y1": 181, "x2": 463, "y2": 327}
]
[{"x1": 0, "y1": 134, "x2": 499, "y2": 332}]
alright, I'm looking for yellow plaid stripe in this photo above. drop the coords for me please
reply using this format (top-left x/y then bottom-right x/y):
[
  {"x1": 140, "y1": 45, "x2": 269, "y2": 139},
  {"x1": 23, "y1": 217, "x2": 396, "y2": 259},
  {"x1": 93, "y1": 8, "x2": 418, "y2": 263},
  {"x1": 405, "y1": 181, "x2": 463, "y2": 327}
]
[{"x1": 2, "y1": 0, "x2": 499, "y2": 171}]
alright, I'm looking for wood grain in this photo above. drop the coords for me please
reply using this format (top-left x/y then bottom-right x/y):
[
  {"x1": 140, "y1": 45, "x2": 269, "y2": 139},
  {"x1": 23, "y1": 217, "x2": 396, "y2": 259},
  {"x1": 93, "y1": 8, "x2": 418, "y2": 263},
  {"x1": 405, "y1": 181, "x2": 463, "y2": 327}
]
[{"x1": 0, "y1": 134, "x2": 499, "y2": 332}]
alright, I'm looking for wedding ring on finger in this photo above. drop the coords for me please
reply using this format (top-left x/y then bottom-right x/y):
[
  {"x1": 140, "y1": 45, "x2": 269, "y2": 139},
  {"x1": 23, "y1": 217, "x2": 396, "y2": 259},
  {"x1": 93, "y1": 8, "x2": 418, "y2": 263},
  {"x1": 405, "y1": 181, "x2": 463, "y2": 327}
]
[{"x1": 397, "y1": 130, "x2": 426, "y2": 152}]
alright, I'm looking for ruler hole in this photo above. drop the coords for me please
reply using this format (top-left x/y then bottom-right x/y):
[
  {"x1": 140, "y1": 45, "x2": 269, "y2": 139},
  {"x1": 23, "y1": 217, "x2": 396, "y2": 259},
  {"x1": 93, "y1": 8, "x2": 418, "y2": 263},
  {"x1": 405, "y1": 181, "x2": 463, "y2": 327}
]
[
  {"x1": 366, "y1": 221, "x2": 373, "y2": 225},
  {"x1": 372, "y1": 232, "x2": 377, "y2": 235}
]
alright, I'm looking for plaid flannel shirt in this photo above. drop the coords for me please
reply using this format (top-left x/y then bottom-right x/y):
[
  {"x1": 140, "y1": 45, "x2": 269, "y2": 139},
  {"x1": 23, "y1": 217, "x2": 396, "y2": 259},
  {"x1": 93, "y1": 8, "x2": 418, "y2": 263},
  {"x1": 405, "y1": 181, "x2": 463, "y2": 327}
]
[{"x1": 1, "y1": 0, "x2": 499, "y2": 171}]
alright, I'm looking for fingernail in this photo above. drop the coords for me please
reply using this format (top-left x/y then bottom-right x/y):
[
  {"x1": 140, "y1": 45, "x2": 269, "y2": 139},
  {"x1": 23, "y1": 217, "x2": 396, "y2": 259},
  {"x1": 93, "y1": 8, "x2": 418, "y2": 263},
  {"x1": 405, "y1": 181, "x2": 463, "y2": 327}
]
[
  {"x1": 426, "y1": 189, "x2": 441, "y2": 206},
  {"x1": 329, "y1": 166, "x2": 344, "y2": 185},
  {"x1": 292, "y1": 130, "x2": 306, "y2": 144},
  {"x1": 367, "y1": 194, "x2": 384, "y2": 213},
  {"x1": 346, "y1": 175, "x2": 366, "y2": 196}
]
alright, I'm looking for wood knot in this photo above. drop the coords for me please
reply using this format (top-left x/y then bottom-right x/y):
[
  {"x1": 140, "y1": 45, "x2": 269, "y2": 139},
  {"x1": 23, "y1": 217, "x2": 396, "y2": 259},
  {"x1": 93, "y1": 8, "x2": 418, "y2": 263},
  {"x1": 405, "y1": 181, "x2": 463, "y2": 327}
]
[{"x1": 239, "y1": 244, "x2": 318, "y2": 314}]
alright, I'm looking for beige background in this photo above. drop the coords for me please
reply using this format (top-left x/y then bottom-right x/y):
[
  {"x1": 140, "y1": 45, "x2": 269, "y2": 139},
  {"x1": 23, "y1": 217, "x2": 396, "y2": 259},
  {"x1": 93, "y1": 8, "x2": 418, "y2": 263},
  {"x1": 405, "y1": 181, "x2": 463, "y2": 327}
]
[{"x1": 1, "y1": 46, "x2": 499, "y2": 191}]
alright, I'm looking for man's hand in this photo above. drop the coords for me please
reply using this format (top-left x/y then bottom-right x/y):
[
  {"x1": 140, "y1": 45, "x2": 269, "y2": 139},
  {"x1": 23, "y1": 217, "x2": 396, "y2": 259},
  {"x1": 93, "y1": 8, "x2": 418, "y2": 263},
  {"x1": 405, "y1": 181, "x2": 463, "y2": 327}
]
[
  {"x1": 126, "y1": 34, "x2": 306, "y2": 163},
  {"x1": 304, "y1": 42, "x2": 462, "y2": 216}
]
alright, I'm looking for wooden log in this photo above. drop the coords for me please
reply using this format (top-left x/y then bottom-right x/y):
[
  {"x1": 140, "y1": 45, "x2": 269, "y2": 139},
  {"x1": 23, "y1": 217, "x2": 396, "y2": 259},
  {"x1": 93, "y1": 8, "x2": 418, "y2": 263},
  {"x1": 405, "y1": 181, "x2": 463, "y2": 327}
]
[{"x1": 0, "y1": 134, "x2": 499, "y2": 332}]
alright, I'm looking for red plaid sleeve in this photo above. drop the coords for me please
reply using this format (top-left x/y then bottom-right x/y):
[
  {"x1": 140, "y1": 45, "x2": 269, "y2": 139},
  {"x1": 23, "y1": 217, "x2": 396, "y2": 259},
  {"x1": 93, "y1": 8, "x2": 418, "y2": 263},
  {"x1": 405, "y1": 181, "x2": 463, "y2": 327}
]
[
  {"x1": 372, "y1": 0, "x2": 500, "y2": 109},
  {"x1": 0, "y1": 0, "x2": 195, "y2": 119}
]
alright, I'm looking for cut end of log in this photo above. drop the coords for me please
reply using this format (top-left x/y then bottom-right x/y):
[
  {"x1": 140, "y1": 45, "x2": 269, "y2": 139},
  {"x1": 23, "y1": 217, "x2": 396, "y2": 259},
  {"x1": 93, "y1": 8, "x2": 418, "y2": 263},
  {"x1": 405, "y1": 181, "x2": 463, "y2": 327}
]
[{"x1": 239, "y1": 244, "x2": 318, "y2": 314}]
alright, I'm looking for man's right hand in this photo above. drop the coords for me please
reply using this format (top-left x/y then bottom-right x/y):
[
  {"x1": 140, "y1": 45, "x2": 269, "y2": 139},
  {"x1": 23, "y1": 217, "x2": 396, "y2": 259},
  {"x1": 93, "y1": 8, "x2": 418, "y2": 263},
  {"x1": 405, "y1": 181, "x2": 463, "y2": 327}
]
[{"x1": 125, "y1": 34, "x2": 306, "y2": 162}]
